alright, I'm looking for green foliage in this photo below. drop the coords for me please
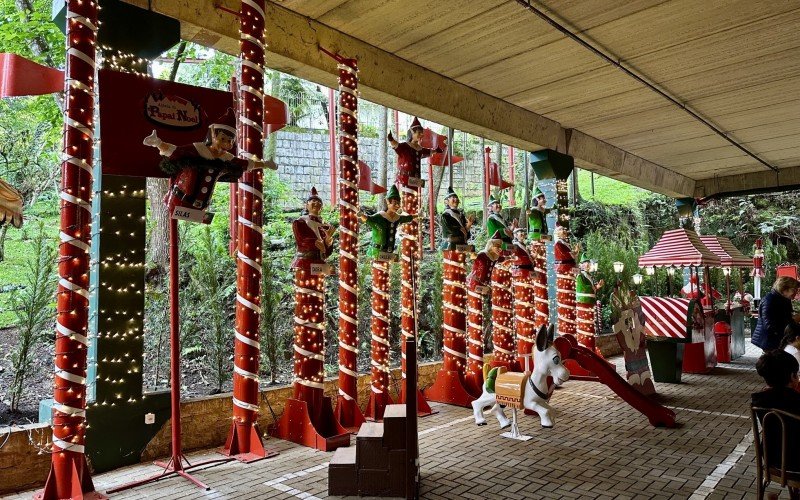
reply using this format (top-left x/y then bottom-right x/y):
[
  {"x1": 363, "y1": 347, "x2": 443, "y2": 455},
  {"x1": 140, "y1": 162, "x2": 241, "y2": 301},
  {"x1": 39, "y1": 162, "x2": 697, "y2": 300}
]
[
  {"x1": 577, "y1": 169, "x2": 650, "y2": 205},
  {"x1": 259, "y1": 249, "x2": 293, "y2": 384},
  {"x1": 418, "y1": 253, "x2": 443, "y2": 360},
  {"x1": 0, "y1": 0, "x2": 64, "y2": 66},
  {"x1": 188, "y1": 226, "x2": 236, "y2": 392},
  {"x1": 7, "y1": 222, "x2": 56, "y2": 411}
]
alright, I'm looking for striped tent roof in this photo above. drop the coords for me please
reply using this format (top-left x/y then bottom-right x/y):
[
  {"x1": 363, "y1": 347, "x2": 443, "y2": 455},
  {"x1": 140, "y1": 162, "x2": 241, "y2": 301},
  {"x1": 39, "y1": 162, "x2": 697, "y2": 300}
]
[
  {"x1": 640, "y1": 296, "x2": 696, "y2": 342},
  {"x1": 699, "y1": 236, "x2": 752, "y2": 268},
  {"x1": 638, "y1": 229, "x2": 721, "y2": 268}
]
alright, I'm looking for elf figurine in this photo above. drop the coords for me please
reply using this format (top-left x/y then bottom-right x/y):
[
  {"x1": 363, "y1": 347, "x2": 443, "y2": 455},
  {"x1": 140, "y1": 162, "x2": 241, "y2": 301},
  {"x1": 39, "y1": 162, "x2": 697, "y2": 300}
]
[
  {"x1": 512, "y1": 227, "x2": 535, "y2": 274},
  {"x1": 387, "y1": 117, "x2": 443, "y2": 188},
  {"x1": 143, "y1": 109, "x2": 277, "y2": 215},
  {"x1": 486, "y1": 194, "x2": 515, "y2": 249},
  {"x1": 526, "y1": 186, "x2": 550, "y2": 241},
  {"x1": 440, "y1": 186, "x2": 475, "y2": 251},
  {"x1": 467, "y1": 231, "x2": 505, "y2": 291},
  {"x1": 291, "y1": 187, "x2": 335, "y2": 272},
  {"x1": 359, "y1": 185, "x2": 415, "y2": 260},
  {"x1": 576, "y1": 253, "x2": 604, "y2": 351}
]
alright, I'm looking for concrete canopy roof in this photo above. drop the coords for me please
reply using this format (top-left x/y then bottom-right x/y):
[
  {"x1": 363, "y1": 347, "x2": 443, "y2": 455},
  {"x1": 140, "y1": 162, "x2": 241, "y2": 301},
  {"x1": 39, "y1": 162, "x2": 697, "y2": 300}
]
[{"x1": 125, "y1": 0, "x2": 800, "y2": 199}]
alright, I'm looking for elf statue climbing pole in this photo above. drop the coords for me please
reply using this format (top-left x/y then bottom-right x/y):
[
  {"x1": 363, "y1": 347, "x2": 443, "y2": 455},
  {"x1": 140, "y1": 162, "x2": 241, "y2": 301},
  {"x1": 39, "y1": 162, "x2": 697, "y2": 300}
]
[
  {"x1": 425, "y1": 187, "x2": 476, "y2": 407},
  {"x1": 486, "y1": 195, "x2": 516, "y2": 369},
  {"x1": 39, "y1": 1, "x2": 101, "y2": 497},
  {"x1": 361, "y1": 185, "x2": 414, "y2": 420},
  {"x1": 388, "y1": 117, "x2": 441, "y2": 415},
  {"x1": 464, "y1": 233, "x2": 504, "y2": 396},
  {"x1": 528, "y1": 187, "x2": 550, "y2": 332},
  {"x1": 270, "y1": 187, "x2": 349, "y2": 451},
  {"x1": 512, "y1": 228, "x2": 537, "y2": 369}
]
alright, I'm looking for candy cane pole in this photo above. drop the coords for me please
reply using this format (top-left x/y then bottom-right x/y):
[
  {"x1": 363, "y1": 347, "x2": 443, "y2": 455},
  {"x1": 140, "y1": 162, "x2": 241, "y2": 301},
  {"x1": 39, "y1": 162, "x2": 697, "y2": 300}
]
[
  {"x1": 225, "y1": 0, "x2": 268, "y2": 459},
  {"x1": 490, "y1": 261, "x2": 516, "y2": 369},
  {"x1": 333, "y1": 56, "x2": 365, "y2": 430},
  {"x1": 398, "y1": 188, "x2": 433, "y2": 414},
  {"x1": 532, "y1": 241, "x2": 550, "y2": 331},
  {"x1": 514, "y1": 268, "x2": 536, "y2": 371},
  {"x1": 556, "y1": 265, "x2": 577, "y2": 337},
  {"x1": 464, "y1": 281, "x2": 486, "y2": 397},
  {"x1": 39, "y1": 1, "x2": 101, "y2": 497},
  {"x1": 292, "y1": 269, "x2": 325, "y2": 408},
  {"x1": 364, "y1": 260, "x2": 393, "y2": 420},
  {"x1": 424, "y1": 250, "x2": 474, "y2": 406}
]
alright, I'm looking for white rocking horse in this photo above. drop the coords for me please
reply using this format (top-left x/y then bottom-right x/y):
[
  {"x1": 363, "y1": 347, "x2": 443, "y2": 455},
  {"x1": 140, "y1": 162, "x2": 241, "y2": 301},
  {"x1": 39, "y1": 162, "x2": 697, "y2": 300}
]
[{"x1": 472, "y1": 325, "x2": 570, "y2": 436}]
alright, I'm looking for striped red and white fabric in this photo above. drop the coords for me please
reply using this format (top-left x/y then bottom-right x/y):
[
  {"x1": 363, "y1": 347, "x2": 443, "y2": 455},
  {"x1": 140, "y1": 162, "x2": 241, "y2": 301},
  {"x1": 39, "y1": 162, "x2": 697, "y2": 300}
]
[
  {"x1": 640, "y1": 296, "x2": 691, "y2": 339},
  {"x1": 699, "y1": 236, "x2": 752, "y2": 268},
  {"x1": 638, "y1": 229, "x2": 721, "y2": 268}
]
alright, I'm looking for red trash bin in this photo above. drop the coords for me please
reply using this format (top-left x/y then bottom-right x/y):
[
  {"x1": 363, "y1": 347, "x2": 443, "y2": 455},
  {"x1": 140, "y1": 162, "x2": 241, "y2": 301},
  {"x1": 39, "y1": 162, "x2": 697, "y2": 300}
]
[{"x1": 713, "y1": 321, "x2": 732, "y2": 363}]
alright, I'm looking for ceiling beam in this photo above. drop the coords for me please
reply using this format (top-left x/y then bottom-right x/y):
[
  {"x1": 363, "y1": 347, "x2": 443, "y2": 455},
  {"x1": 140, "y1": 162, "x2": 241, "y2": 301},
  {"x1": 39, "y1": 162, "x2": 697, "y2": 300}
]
[
  {"x1": 695, "y1": 167, "x2": 800, "y2": 198},
  {"x1": 122, "y1": 0, "x2": 695, "y2": 198}
]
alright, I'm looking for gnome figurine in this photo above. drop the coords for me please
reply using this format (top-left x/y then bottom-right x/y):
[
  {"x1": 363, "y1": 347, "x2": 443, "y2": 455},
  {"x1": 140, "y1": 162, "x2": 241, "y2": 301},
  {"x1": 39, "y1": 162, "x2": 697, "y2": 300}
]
[
  {"x1": 387, "y1": 116, "x2": 443, "y2": 187},
  {"x1": 486, "y1": 194, "x2": 515, "y2": 249},
  {"x1": 291, "y1": 187, "x2": 335, "y2": 272},
  {"x1": 440, "y1": 186, "x2": 475, "y2": 251},
  {"x1": 359, "y1": 185, "x2": 415, "y2": 260},
  {"x1": 526, "y1": 186, "x2": 550, "y2": 241},
  {"x1": 143, "y1": 108, "x2": 277, "y2": 217}
]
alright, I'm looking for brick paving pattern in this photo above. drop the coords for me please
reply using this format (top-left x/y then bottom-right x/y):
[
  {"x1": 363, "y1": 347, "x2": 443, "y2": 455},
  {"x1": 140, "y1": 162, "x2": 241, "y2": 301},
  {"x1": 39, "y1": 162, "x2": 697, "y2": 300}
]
[{"x1": 9, "y1": 342, "x2": 793, "y2": 499}]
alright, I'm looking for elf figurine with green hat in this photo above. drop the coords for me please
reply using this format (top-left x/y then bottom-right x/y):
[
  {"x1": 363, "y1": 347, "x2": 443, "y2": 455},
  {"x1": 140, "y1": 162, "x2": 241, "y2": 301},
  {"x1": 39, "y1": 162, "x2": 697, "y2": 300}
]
[
  {"x1": 440, "y1": 186, "x2": 475, "y2": 251},
  {"x1": 526, "y1": 186, "x2": 551, "y2": 241},
  {"x1": 359, "y1": 185, "x2": 415, "y2": 260},
  {"x1": 486, "y1": 194, "x2": 515, "y2": 249}
]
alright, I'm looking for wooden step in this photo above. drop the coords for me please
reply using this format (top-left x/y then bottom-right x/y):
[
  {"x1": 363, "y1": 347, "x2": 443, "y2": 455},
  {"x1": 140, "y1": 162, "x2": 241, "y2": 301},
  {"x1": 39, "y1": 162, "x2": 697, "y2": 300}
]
[
  {"x1": 357, "y1": 422, "x2": 389, "y2": 470},
  {"x1": 383, "y1": 404, "x2": 407, "y2": 451},
  {"x1": 328, "y1": 446, "x2": 357, "y2": 496},
  {"x1": 359, "y1": 467, "x2": 390, "y2": 496}
]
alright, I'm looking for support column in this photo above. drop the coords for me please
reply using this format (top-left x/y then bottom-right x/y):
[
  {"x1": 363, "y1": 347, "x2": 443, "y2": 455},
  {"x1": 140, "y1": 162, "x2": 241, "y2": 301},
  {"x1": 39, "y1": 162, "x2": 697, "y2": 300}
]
[
  {"x1": 225, "y1": 0, "x2": 270, "y2": 461},
  {"x1": 532, "y1": 241, "x2": 550, "y2": 331},
  {"x1": 333, "y1": 57, "x2": 366, "y2": 431},
  {"x1": 464, "y1": 283, "x2": 486, "y2": 397},
  {"x1": 398, "y1": 185, "x2": 433, "y2": 415},
  {"x1": 364, "y1": 260, "x2": 393, "y2": 420},
  {"x1": 39, "y1": 0, "x2": 102, "y2": 497},
  {"x1": 424, "y1": 250, "x2": 473, "y2": 406},
  {"x1": 490, "y1": 261, "x2": 516, "y2": 369}
]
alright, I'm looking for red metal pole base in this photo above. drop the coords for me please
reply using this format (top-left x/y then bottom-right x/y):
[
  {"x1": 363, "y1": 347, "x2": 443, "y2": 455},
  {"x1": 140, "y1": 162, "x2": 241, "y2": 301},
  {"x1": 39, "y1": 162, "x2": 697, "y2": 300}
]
[
  {"x1": 269, "y1": 397, "x2": 350, "y2": 451},
  {"x1": 399, "y1": 384, "x2": 438, "y2": 417},
  {"x1": 106, "y1": 454, "x2": 234, "y2": 494},
  {"x1": 334, "y1": 396, "x2": 366, "y2": 434},
  {"x1": 364, "y1": 389, "x2": 394, "y2": 422},
  {"x1": 423, "y1": 368, "x2": 476, "y2": 407},
  {"x1": 219, "y1": 421, "x2": 278, "y2": 463},
  {"x1": 35, "y1": 455, "x2": 106, "y2": 500}
]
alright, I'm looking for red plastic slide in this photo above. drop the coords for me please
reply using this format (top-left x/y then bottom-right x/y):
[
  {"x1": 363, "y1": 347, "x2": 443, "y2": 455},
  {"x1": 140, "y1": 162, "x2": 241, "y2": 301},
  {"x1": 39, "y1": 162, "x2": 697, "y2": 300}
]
[{"x1": 556, "y1": 335, "x2": 677, "y2": 428}]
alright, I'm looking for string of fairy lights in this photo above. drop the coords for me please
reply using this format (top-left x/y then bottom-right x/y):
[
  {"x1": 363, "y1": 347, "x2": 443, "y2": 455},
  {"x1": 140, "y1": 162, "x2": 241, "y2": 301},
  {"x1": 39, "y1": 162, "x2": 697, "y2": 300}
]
[
  {"x1": 532, "y1": 240, "x2": 550, "y2": 331},
  {"x1": 465, "y1": 271, "x2": 486, "y2": 396},
  {"x1": 399, "y1": 183, "x2": 420, "y2": 383},
  {"x1": 335, "y1": 58, "x2": 361, "y2": 409},
  {"x1": 367, "y1": 259, "x2": 392, "y2": 417},
  {"x1": 513, "y1": 269, "x2": 536, "y2": 367}
]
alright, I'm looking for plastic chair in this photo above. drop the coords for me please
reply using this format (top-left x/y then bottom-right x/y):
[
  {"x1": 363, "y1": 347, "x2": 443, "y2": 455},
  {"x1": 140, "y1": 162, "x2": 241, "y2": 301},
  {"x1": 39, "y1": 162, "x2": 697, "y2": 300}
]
[{"x1": 751, "y1": 406, "x2": 800, "y2": 500}]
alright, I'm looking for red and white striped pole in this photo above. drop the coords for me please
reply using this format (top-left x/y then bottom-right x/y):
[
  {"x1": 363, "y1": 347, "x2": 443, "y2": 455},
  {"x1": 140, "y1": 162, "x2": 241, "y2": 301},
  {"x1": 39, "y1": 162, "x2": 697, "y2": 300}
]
[
  {"x1": 39, "y1": 1, "x2": 100, "y2": 497},
  {"x1": 225, "y1": 0, "x2": 269, "y2": 459},
  {"x1": 490, "y1": 261, "x2": 516, "y2": 369},
  {"x1": 513, "y1": 268, "x2": 536, "y2": 370},
  {"x1": 532, "y1": 240, "x2": 550, "y2": 331},
  {"x1": 333, "y1": 56, "x2": 365, "y2": 430},
  {"x1": 364, "y1": 259, "x2": 392, "y2": 420}
]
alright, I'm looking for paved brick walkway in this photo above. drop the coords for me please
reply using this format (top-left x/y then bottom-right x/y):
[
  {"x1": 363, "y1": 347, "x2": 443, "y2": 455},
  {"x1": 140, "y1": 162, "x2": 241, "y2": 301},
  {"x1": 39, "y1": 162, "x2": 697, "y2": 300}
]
[{"x1": 9, "y1": 343, "x2": 792, "y2": 499}]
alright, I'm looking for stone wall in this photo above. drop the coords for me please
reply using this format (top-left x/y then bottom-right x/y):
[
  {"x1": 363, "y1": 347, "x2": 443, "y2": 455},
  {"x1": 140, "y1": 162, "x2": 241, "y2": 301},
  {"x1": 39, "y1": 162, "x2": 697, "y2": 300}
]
[{"x1": 273, "y1": 130, "x2": 485, "y2": 207}]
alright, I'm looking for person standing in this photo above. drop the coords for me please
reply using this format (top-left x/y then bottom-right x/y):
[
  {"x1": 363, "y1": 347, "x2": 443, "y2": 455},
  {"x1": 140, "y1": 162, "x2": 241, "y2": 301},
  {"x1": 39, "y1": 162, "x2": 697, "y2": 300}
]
[{"x1": 752, "y1": 276, "x2": 800, "y2": 352}]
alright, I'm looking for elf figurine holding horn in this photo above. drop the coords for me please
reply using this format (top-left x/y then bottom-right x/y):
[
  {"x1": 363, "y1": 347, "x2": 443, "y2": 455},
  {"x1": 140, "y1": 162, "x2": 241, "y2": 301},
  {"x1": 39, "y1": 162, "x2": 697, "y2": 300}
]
[
  {"x1": 359, "y1": 185, "x2": 416, "y2": 260},
  {"x1": 440, "y1": 186, "x2": 475, "y2": 251}
]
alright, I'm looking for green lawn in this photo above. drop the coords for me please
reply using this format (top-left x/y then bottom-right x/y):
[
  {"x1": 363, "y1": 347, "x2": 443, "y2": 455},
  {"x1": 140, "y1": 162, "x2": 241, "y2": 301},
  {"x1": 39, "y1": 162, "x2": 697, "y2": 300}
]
[{"x1": 577, "y1": 168, "x2": 650, "y2": 205}]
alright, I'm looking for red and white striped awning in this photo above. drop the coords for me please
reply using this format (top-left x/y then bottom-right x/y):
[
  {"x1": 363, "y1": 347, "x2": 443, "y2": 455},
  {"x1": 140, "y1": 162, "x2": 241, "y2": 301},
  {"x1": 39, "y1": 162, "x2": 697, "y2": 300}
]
[
  {"x1": 699, "y1": 236, "x2": 752, "y2": 268},
  {"x1": 640, "y1": 296, "x2": 695, "y2": 341},
  {"x1": 638, "y1": 228, "x2": 721, "y2": 268}
]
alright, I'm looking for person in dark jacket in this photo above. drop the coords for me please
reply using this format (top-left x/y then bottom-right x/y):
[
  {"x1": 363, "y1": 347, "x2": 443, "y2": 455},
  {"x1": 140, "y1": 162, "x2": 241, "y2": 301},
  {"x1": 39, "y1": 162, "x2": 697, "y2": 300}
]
[
  {"x1": 752, "y1": 276, "x2": 800, "y2": 351},
  {"x1": 751, "y1": 350, "x2": 800, "y2": 474}
]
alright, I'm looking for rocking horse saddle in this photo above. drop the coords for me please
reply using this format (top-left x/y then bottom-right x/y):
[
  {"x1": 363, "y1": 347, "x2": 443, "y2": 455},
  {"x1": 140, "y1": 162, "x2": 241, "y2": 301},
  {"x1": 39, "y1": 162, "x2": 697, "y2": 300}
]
[{"x1": 495, "y1": 371, "x2": 530, "y2": 410}]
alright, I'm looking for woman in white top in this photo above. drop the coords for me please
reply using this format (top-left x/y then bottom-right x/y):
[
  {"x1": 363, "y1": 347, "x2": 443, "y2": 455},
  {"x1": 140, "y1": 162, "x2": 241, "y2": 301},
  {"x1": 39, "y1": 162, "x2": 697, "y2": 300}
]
[{"x1": 780, "y1": 323, "x2": 800, "y2": 366}]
